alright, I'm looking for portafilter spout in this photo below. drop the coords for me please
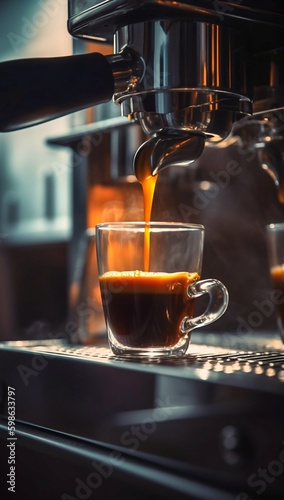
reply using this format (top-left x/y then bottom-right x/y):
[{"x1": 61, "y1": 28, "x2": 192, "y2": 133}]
[{"x1": 134, "y1": 133, "x2": 205, "y2": 181}]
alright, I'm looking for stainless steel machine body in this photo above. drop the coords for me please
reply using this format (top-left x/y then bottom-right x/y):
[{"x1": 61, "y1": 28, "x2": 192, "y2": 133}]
[
  {"x1": 1, "y1": 1, "x2": 283, "y2": 178},
  {"x1": 67, "y1": 0, "x2": 284, "y2": 177}
]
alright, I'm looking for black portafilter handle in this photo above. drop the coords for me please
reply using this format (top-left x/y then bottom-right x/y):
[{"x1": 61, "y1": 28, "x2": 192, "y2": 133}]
[{"x1": 0, "y1": 52, "x2": 116, "y2": 132}]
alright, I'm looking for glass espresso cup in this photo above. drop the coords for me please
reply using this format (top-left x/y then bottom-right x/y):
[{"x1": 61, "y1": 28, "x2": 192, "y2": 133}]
[
  {"x1": 266, "y1": 223, "x2": 284, "y2": 343},
  {"x1": 96, "y1": 222, "x2": 229, "y2": 356}
]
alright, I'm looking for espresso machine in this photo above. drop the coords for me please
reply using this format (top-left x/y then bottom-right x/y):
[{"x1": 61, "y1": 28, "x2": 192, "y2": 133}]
[
  {"x1": 1, "y1": 2, "x2": 284, "y2": 499},
  {"x1": 1, "y1": 1, "x2": 283, "y2": 179}
]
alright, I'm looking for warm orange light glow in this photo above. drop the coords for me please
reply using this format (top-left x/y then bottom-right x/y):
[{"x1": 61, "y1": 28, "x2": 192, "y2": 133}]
[
  {"x1": 87, "y1": 184, "x2": 144, "y2": 228},
  {"x1": 211, "y1": 25, "x2": 220, "y2": 88},
  {"x1": 86, "y1": 183, "x2": 145, "y2": 333}
]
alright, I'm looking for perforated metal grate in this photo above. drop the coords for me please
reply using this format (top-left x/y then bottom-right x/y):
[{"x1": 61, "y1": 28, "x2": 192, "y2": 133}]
[{"x1": 21, "y1": 340, "x2": 284, "y2": 383}]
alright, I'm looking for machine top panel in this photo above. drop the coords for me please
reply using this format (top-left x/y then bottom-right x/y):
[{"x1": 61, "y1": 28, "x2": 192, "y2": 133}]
[{"x1": 68, "y1": 0, "x2": 284, "y2": 43}]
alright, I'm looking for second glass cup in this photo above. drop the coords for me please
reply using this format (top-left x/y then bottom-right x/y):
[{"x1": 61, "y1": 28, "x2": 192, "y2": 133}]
[
  {"x1": 266, "y1": 223, "x2": 284, "y2": 343},
  {"x1": 96, "y1": 222, "x2": 229, "y2": 356}
]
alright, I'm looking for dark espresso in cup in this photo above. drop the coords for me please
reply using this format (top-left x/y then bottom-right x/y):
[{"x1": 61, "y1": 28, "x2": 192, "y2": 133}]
[{"x1": 99, "y1": 270, "x2": 200, "y2": 348}]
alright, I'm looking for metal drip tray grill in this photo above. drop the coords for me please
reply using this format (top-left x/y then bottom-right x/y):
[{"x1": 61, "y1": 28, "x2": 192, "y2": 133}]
[
  {"x1": 1, "y1": 336, "x2": 284, "y2": 440},
  {"x1": 3, "y1": 335, "x2": 284, "y2": 387},
  {"x1": 1, "y1": 335, "x2": 284, "y2": 499},
  {"x1": 28, "y1": 339, "x2": 284, "y2": 374}
]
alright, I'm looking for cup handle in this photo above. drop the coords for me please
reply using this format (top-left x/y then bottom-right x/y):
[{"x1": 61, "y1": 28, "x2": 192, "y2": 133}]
[{"x1": 181, "y1": 279, "x2": 229, "y2": 334}]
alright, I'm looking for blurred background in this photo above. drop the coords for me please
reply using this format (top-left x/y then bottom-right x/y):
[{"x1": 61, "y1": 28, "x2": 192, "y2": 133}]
[{"x1": 0, "y1": 0, "x2": 72, "y2": 338}]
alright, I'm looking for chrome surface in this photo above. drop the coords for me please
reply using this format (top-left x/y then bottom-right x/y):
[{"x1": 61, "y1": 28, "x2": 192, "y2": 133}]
[
  {"x1": 114, "y1": 21, "x2": 252, "y2": 141},
  {"x1": 106, "y1": 51, "x2": 144, "y2": 94},
  {"x1": 2, "y1": 337, "x2": 284, "y2": 385},
  {"x1": 68, "y1": 1, "x2": 284, "y2": 44},
  {"x1": 232, "y1": 110, "x2": 284, "y2": 197},
  {"x1": 134, "y1": 134, "x2": 205, "y2": 176},
  {"x1": 253, "y1": 48, "x2": 284, "y2": 114}
]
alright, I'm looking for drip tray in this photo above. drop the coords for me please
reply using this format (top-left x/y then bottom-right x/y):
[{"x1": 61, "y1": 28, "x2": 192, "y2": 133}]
[
  {"x1": 34, "y1": 335, "x2": 284, "y2": 376},
  {"x1": 2, "y1": 332, "x2": 284, "y2": 388},
  {"x1": 1, "y1": 333, "x2": 284, "y2": 495}
]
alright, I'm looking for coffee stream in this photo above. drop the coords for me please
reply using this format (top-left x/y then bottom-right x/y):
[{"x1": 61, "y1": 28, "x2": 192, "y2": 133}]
[{"x1": 134, "y1": 152, "x2": 158, "y2": 271}]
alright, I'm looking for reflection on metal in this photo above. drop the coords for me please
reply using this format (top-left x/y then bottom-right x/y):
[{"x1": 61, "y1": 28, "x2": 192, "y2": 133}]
[
  {"x1": 134, "y1": 134, "x2": 205, "y2": 177},
  {"x1": 115, "y1": 21, "x2": 252, "y2": 142},
  {"x1": 3, "y1": 337, "x2": 284, "y2": 383},
  {"x1": 232, "y1": 110, "x2": 284, "y2": 200}
]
